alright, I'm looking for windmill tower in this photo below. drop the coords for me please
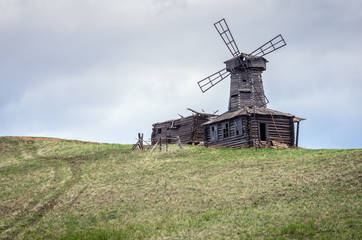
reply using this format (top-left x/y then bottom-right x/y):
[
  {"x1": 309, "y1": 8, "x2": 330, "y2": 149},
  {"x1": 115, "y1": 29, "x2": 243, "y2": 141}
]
[{"x1": 198, "y1": 19, "x2": 286, "y2": 111}]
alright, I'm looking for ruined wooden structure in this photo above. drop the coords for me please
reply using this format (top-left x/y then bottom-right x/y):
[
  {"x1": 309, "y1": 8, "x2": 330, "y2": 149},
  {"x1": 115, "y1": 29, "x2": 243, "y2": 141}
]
[
  {"x1": 197, "y1": 19, "x2": 305, "y2": 148},
  {"x1": 151, "y1": 109, "x2": 217, "y2": 145},
  {"x1": 203, "y1": 107, "x2": 304, "y2": 148}
]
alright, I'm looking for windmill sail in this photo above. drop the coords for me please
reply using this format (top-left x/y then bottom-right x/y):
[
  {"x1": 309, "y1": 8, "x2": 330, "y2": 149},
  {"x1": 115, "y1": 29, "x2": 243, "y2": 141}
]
[
  {"x1": 214, "y1": 19, "x2": 240, "y2": 57},
  {"x1": 197, "y1": 68, "x2": 230, "y2": 93},
  {"x1": 198, "y1": 19, "x2": 286, "y2": 111},
  {"x1": 249, "y1": 34, "x2": 286, "y2": 57}
]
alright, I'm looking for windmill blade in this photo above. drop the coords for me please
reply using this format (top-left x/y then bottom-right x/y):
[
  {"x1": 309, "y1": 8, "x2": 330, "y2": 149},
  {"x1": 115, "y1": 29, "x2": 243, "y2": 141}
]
[
  {"x1": 197, "y1": 68, "x2": 230, "y2": 93},
  {"x1": 214, "y1": 19, "x2": 240, "y2": 57},
  {"x1": 249, "y1": 34, "x2": 286, "y2": 57}
]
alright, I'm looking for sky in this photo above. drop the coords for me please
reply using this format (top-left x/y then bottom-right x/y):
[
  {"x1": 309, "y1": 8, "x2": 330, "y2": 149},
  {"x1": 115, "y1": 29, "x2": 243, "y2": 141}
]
[{"x1": 1, "y1": 0, "x2": 361, "y2": 149}]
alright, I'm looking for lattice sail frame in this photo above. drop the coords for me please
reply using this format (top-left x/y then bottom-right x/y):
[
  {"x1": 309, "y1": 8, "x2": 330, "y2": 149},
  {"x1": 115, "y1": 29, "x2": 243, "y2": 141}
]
[
  {"x1": 214, "y1": 18, "x2": 240, "y2": 57},
  {"x1": 197, "y1": 19, "x2": 286, "y2": 94},
  {"x1": 249, "y1": 34, "x2": 286, "y2": 58},
  {"x1": 197, "y1": 68, "x2": 230, "y2": 93}
]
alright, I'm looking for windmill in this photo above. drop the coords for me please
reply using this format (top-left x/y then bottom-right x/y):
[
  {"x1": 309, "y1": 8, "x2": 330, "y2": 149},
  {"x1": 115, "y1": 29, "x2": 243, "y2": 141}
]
[{"x1": 198, "y1": 19, "x2": 286, "y2": 111}]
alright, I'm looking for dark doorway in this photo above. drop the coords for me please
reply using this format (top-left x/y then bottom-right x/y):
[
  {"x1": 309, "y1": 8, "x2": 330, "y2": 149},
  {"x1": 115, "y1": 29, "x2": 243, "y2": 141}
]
[{"x1": 259, "y1": 123, "x2": 267, "y2": 141}]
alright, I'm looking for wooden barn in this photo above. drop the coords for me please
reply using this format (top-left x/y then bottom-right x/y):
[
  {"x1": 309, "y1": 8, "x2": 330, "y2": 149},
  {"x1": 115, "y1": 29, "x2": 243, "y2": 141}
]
[
  {"x1": 202, "y1": 107, "x2": 304, "y2": 148},
  {"x1": 151, "y1": 109, "x2": 217, "y2": 145}
]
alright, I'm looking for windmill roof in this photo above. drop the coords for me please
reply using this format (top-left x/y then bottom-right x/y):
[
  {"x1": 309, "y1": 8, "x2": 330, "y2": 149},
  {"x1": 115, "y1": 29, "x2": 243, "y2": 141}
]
[
  {"x1": 223, "y1": 53, "x2": 268, "y2": 64},
  {"x1": 203, "y1": 107, "x2": 297, "y2": 125}
]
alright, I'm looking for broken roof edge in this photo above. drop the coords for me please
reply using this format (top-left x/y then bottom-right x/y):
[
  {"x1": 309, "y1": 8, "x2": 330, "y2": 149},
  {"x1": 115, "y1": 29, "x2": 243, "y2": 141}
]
[
  {"x1": 223, "y1": 53, "x2": 268, "y2": 64},
  {"x1": 293, "y1": 117, "x2": 306, "y2": 123},
  {"x1": 202, "y1": 107, "x2": 299, "y2": 125},
  {"x1": 152, "y1": 108, "x2": 218, "y2": 126}
]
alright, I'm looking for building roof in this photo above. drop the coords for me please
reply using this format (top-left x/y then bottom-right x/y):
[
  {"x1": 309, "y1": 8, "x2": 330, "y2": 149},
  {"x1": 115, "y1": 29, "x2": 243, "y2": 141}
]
[
  {"x1": 203, "y1": 107, "x2": 297, "y2": 125},
  {"x1": 293, "y1": 116, "x2": 306, "y2": 123},
  {"x1": 152, "y1": 108, "x2": 218, "y2": 126},
  {"x1": 223, "y1": 53, "x2": 268, "y2": 64}
]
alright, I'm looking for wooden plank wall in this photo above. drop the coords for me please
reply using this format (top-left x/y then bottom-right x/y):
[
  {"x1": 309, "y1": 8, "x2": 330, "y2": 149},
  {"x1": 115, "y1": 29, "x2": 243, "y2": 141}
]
[
  {"x1": 229, "y1": 70, "x2": 266, "y2": 111},
  {"x1": 204, "y1": 117, "x2": 250, "y2": 148},
  {"x1": 249, "y1": 115, "x2": 295, "y2": 147},
  {"x1": 151, "y1": 115, "x2": 210, "y2": 145},
  {"x1": 204, "y1": 115, "x2": 295, "y2": 148},
  {"x1": 192, "y1": 115, "x2": 209, "y2": 142}
]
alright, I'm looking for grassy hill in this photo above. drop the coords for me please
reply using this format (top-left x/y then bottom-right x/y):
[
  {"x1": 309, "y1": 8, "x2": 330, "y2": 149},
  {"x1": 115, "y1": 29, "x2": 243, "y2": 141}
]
[{"x1": 0, "y1": 136, "x2": 361, "y2": 239}]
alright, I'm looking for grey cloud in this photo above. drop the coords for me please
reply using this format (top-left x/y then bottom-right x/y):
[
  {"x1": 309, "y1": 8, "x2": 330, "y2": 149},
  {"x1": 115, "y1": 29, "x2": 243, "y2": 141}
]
[{"x1": 0, "y1": 0, "x2": 361, "y2": 148}]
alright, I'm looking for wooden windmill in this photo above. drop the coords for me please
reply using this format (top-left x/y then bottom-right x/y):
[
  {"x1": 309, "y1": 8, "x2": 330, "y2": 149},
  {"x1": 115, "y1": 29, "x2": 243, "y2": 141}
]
[
  {"x1": 198, "y1": 19, "x2": 286, "y2": 111},
  {"x1": 150, "y1": 18, "x2": 304, "y2": 149},
  {"x1": 197, "y1": 19, "x2": 305, "y2": 149}
]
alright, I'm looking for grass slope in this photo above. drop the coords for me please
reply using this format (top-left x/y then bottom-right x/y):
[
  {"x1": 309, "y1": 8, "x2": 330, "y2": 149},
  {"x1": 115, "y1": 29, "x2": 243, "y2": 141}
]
[{"x1": 0, "y1": 136, "x2": 361, "y2": 239}]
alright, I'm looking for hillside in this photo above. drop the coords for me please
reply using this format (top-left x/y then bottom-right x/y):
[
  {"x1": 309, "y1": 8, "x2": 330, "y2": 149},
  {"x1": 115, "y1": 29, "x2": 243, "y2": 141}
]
[{"x1": 0, "y1": 136, "x2": 361, "y2": 239}]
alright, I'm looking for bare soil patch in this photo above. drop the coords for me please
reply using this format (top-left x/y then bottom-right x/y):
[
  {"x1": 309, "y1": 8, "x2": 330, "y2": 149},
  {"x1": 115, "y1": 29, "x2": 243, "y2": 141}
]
[
  {"x1": 11, "y1": 136, "x2": 103, "y2": 145},
  {"x1": 15, "y1": 137, "x2": 61, "y2": 142}
]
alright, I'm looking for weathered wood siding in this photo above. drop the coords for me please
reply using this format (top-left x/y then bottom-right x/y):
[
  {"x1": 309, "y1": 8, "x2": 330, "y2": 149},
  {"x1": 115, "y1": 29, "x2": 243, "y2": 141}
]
[
  {"x1": 204, "y1": 115, "x2": 295, "y2": 148},
  {"x1": 204, "y1": 117, "x2": 250, "y2": 148},
  {"x1": 151, "y1": 115, "x2": 210, "y2": 145},
  {"x1": 229, "y1": 70, "x2": 266, "y2": 111},
  {"x1": 248, "y1": 115, "x2": 294, "y2": 146}
]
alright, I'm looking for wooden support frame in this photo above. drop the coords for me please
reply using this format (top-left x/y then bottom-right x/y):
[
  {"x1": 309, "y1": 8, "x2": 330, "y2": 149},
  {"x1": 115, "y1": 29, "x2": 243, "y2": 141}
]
[
  {"x1": 149, "y1": 136, "x2": 183, "y2": 153},
  {"x1": 296, "y1": 121, "x2": 300, "y2": 148}
]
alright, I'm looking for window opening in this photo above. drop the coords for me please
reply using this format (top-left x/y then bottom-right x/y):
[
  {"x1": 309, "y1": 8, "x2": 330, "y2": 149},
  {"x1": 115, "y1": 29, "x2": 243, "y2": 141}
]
[
  {"x1": 222, "y1": 122, "x2": 229, "y2": 138},
  {"x1": 235, "y1": 119, "x2": 242, "y2": 135},
  {"x1": 259, "y1": 123, "x2": 267, "y2": 141},
  {"x1": 210, "y1": 125, "x2": 218, "y2": 142},
  {"x1": 157, "y1": 128, "x2": 162, "y2": 134}
]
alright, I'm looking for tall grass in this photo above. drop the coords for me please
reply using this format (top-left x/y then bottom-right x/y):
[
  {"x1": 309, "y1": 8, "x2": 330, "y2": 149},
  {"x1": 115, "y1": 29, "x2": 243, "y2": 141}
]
[{"x1": 0, "y1": 136, "x2": 361, "y2": 239}]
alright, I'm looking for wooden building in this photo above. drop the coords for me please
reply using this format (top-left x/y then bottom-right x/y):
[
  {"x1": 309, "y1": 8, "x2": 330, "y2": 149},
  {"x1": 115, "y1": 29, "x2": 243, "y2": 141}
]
[
  {"x1": 151, "y1": 109, "x2": 217, "y2": 145},
  {"x1": 203, "y1": 107, "x2": 304, "y2": 148},
  {"x1": 151, "y1": 20, "x2": 305, "y2": 149},
  {"x1": 225, "y1": 54, "x2": 268, "y2": 111}
]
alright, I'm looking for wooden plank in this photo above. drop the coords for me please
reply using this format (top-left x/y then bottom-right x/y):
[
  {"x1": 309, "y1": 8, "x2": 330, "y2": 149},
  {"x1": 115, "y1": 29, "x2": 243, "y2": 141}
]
[
  {"x1": 204, "y1": 114, "x2": 295, "y2": 148},
  {"x1": 152, "y1": 114, "x2": 213, "y2": 145}
]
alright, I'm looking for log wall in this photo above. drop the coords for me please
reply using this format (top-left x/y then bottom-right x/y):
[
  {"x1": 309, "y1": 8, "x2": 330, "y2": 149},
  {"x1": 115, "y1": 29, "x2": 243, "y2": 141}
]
[
  {"x1": 229, "y1": 70, "x2": 267, "y2": 111},
  {"x1": 204, "y1": 114, "x2": 295, "y2": 148},
  {"x1": 204, "y1": 117, "x2": 250, "y2": 148},
  {"x1": 248, "y1": 115, "x2": 295, "y2": 147},
  {"x1": 151, "y1": 115, "x2": 210, "y2": 145}
]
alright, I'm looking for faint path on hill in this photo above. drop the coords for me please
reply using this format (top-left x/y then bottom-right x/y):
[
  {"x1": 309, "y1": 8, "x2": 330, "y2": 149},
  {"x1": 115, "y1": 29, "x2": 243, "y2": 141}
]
[{"x1": 1, "y1": 138, "x2": 87, "y2": 240}]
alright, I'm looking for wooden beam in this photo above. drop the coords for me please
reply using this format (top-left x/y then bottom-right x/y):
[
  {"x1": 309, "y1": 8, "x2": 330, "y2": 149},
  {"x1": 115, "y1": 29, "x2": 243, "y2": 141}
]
[{"x1": 296, "y1": 121, "x2": 300, "y2": 148}]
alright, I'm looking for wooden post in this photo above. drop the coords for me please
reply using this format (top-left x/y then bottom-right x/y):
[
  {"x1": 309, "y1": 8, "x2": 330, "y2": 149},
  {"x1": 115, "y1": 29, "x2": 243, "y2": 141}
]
[
  {"x1": 176, "y1": 136, "x2": 183, "y2": 149},
  {"x1": 296, "y1": 121, "x2": 300, "y2": 148},
  {"x1": 138, "y1": 133, "x2": 144, "y2": 151},
  {"x1": 150, "y1": 139, "x2": 159, "y2": 153},
  {"x1": 166, "y1": 135, "x2": 168, "y2": 152},
  {"x1": 141, "y1": 133, "x2": 144, "y2": 150},
  {"x1": 159, "y1": 137, "x2": 162, "y2": 151}
]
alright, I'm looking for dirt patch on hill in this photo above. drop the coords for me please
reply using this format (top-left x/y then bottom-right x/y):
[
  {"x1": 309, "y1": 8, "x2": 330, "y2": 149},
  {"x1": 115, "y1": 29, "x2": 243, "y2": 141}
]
[
  {"x1": 11, "y1": 136, "x2": 103, "y2": 145},
  {"x1": 15, "y1": 137, "x2": 62, "y2": 142}
]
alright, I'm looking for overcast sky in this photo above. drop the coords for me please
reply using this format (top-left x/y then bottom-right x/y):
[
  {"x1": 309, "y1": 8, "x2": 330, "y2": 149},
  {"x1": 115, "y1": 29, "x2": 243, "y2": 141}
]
[{"x1": 1, "y1": 0, "x2": 361, "y2": 148}]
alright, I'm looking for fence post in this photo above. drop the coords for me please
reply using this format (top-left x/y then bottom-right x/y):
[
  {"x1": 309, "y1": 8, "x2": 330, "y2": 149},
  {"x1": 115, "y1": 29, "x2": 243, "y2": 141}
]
[
  {"x1": 141, "y1": 133, "x2": 144, "y2": 150},
  {"x1": 176, "y1": 136, "x2": 183, "y2": 149},
  {"x1": 150, "y1": 139, "x2": 159, "y2": 153},
  {"x1": 166, "y1": 135, "x2": 168, "y2": 152},
  {"x1": 138, "y1": 133, "x2": 144, "y2": 151},
  {"x1": 159, "y1": 137, "x2": 162, "y2": 151}
]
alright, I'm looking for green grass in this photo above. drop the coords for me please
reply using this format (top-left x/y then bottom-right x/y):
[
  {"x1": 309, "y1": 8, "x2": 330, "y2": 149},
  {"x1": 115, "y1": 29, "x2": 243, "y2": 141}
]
[{"x1": 0, "y1": 136, "x2": 361, "y2": 239}]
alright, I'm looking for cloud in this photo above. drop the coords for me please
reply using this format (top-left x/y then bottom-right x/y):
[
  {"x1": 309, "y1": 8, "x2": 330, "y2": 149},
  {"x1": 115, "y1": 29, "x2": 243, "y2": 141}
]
[
  {"x1": 152, "y1": 0, "x2": 188, "y2": 14},
  {"x1": 0, "y1": 0, "x2": 361, "y2": 148}
]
